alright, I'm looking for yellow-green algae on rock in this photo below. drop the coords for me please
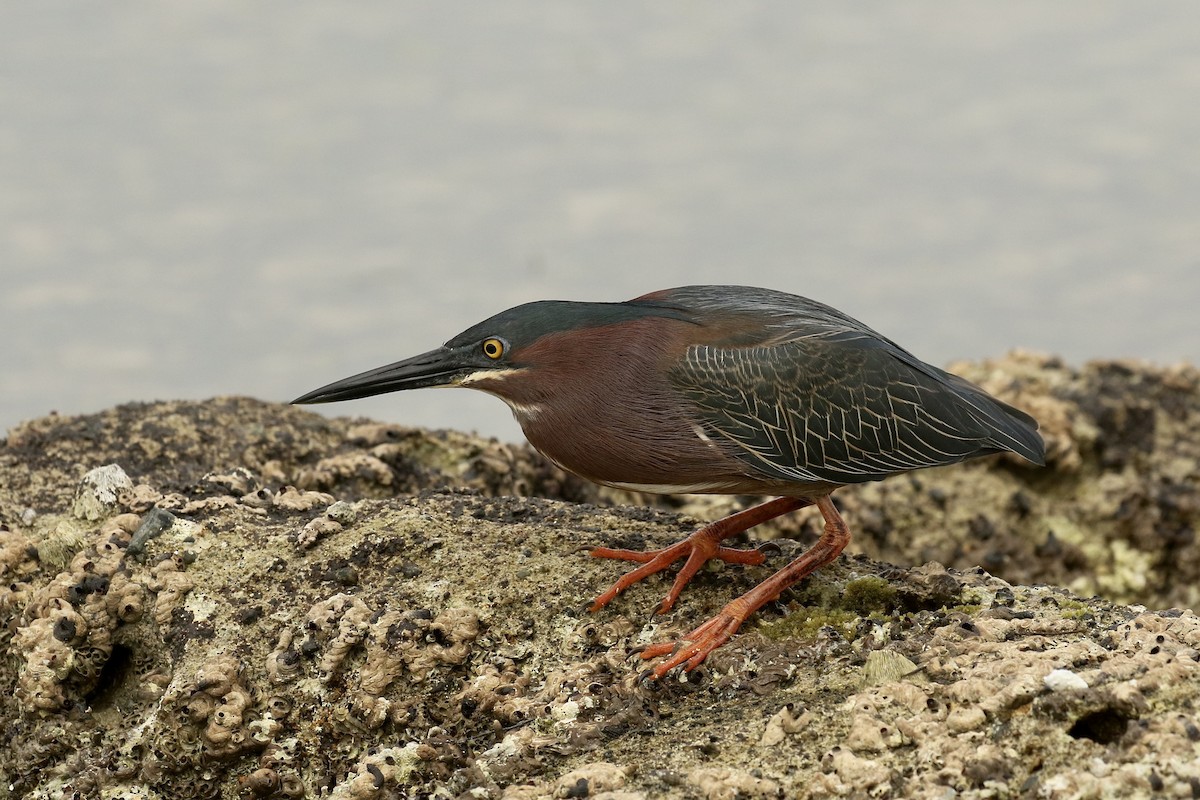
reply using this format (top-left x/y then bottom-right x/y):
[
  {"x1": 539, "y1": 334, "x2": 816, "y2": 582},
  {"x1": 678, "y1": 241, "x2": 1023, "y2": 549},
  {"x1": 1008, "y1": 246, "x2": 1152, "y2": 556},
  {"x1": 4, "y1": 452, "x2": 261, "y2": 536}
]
[{"x1": 1, "y1": 355, "x2": 1199, "y2": 798}]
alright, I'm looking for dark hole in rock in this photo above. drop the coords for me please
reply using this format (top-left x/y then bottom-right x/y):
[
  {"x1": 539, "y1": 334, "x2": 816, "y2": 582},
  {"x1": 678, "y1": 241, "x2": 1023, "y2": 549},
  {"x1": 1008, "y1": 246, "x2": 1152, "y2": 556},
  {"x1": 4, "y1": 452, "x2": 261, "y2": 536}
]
[
  {"x1": 85, "y1": 643, "x2": 133, "y2": 706},
  {"x1": 1067, "y1": 707, "x2": 1133, "y2": 744}
]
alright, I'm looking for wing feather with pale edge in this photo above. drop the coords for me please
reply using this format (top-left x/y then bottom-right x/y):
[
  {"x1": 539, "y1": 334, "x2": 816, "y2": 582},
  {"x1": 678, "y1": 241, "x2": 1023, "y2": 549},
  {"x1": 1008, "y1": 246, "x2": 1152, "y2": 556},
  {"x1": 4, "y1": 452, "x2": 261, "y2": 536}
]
[{"x1": 671, "y1": 329, "x2": 1042, "y2": 486}]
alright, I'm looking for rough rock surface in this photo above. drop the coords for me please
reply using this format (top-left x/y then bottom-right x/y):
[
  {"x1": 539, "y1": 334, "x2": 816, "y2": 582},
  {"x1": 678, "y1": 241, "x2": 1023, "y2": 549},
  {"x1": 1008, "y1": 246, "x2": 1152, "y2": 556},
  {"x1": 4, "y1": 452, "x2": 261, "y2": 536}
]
[{"x1": 1, "y1": 354, "x2": 1197, "y2": 799}]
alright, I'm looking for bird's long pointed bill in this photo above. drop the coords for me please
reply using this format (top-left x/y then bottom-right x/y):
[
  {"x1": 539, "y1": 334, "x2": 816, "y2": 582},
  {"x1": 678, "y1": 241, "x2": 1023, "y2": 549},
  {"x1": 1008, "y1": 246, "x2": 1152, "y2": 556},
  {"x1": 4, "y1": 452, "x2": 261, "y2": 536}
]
[{"x1": 291, "y1": 347, "x2": 466, "y2": 404}]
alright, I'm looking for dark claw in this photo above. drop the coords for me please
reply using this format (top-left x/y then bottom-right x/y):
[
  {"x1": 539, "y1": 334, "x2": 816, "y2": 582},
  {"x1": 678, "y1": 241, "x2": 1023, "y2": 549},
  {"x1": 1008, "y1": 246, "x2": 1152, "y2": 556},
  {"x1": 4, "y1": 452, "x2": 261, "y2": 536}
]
[{"x1": 756, "y1": 541, "x2": 783, "y2": 557}]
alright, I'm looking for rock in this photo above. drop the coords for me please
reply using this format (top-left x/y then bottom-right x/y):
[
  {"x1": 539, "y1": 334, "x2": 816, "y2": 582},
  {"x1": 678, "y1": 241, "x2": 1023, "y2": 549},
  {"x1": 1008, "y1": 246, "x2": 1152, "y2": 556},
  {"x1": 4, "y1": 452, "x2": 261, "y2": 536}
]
[
  {"x1": 1043, "y1": 668, "x2": 1089, "y2": 692},
  {"x1": 73, "y1": 463, "x2": 134, "y2": 521},
  {"x1": 0, "y1": 356, "x2": 1198, "y2": 798}
]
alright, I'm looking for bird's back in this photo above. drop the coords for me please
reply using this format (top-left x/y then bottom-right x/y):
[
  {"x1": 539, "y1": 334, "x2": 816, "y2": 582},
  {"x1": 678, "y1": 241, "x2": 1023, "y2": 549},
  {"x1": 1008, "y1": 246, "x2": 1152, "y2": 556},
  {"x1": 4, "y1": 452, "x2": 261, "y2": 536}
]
[{"x1": 632, "y1": 285, "x2": 1045, "y2": 487}]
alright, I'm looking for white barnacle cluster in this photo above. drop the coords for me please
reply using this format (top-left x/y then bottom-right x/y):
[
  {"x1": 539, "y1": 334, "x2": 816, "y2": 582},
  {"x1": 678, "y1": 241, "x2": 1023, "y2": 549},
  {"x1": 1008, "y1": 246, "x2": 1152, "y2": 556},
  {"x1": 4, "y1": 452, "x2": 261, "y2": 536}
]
[
  {"x1": 193, "y1": 656, "x2": 256, "y2": 754},
  {"x1": 122, "y1": 464, "x2": 339, "y2": 518},
  {"x1": 325, "y1": 744, "x2": 422, "y2": 799},
  {"x1": 295, "y1": 593, "x2": 481, "y2": 728},
  {"x1": 571, "y1": 616, "x2": 638, "y2": 666},
  {"x1": 294, "y1": 453, "x2": 395, "y2": 495},
  {"x1": 238, "y1": 740, "x2": 307, "y2": 798},
  {"x1": 124, "y1": 652, "x2": 288, "y2": 797},
  {"x1": 146, "y1": 553, "x2": 195, "y2": 627},
  {"x1": 0, "y1": 522, "x2": 41, "y2": 617},
  {"x1": 5, "y1": 464, "x2": 219, "y2": 739},
  {"x1": 456, "y1": 664, "x2": 537, "y2": 727},
  {"x1": 273, "y1": 485, "x2": 337, "y2": 513},
  {"x1": 286, "y1": 491, "x2": 347, "y2": 549},
  {"x1": 10, "y1": 512, "x2": 153, "y2": 713},
  {"x1": 791, "y1": 602, "x2": 1200, "y2": 797},
  {"x1": 458, "y1": 660, "x2": 639, "y2": 785}
]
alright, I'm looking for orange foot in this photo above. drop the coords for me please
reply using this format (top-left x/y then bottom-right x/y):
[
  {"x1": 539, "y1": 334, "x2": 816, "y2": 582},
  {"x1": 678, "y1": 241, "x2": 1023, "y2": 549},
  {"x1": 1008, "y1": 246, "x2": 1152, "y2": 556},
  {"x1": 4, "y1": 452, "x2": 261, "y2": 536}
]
[
  {"x1": 588, "y1": 497, "x2": 807, "y2": 615},
  {"x1": 589, "y1": 534, "x2": 766, "y2": 615},
  {"x1": 631, "y1": 495, "x2": 853, "y2": 678},
  {"x1": 639, "y1": 597, "x2": 754, "y2": 678}
]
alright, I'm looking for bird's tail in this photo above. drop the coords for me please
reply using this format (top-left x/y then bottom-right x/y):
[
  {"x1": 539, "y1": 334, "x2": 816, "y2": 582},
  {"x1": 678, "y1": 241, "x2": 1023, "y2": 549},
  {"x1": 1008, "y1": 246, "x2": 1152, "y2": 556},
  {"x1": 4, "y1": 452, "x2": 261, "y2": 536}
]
[{"x1": 949, "y1": 373, "x2": 1046, "y2": 466}]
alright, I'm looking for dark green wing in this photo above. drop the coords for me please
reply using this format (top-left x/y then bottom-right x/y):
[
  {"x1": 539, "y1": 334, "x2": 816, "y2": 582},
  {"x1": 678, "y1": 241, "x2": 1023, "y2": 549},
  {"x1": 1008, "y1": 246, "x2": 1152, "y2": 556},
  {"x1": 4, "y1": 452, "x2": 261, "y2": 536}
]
[{"x1": 671, "y1": 329, "x2": 1044, "y2": 486}]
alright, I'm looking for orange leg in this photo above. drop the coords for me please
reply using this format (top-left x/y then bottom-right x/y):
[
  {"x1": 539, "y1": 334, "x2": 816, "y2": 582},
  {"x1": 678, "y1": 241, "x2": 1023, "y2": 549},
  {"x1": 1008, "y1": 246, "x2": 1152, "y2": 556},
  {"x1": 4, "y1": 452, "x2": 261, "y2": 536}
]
[
  {"x1": 589, "y1": 497, "x2": 811, "y2": 615},
  {"x1": 641, "y1": 495, "x2": 851, "y2": 678}
]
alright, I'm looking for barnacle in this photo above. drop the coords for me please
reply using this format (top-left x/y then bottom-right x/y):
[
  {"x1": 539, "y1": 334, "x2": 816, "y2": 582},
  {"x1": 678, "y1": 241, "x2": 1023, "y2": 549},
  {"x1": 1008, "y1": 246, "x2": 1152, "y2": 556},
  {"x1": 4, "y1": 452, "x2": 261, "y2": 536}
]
[
  {"x1": 273, "y1": 485, "x2": 336, "y2": 513},
  {"x1": 237, "y1": 767, "x2": 280, "y2": 797},
  {"x1": 324, "y1": 500, "x2": 359, "y2": 526},
  {"x1": 278, "y1": 774, "x2": 306, "y2": 797},
  {"x1": 201, "y1": 467, "x2": 260, "y2": 497},
  {"x1": 306, "y1": 594, "x2": 372, "y2": 677},
  {"x1": 107, "y1": 573, "x2": 146, "y2": 623},
  {"x1": 265, "y1": 630, "x2": 303, "y2": 684},
  {"x1": 148, "y1": 556, "x2": 195, "y2": 626},
  {"x1": 456, "y1": 665, "x2": 536, "y2": 727},
  {"x1": 0, "y1": 524, "x2": 40, "y2": 614},
  {"x1": 293, "y1": 454, "x2": 393, "y2": 493},
  {"x1": 326, "y1": 745, "x2": 421, "y2": 799},
  {"x1": 359, "y1": 609, "x2": 411, "y2": 696},
  {"x1": 297, "y1": 516, "x2": 343, "y2": 550},
  {"x1": 264, "y1": 695, "x2": 292, "y2": 720},
  {"x1": 118, "y1": 483, "x2": 164, "y2": 513},
  {"x1": 403, "y1": 608, "x2": 479, "y2": 680}
]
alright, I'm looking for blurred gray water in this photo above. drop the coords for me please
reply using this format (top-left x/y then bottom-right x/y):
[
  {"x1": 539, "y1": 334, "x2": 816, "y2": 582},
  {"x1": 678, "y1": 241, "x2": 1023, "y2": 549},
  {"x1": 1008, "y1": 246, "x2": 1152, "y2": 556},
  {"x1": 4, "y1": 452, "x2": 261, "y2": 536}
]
[{"x1": 3, "y1": 3, "x2": 1198, "y2": 442}]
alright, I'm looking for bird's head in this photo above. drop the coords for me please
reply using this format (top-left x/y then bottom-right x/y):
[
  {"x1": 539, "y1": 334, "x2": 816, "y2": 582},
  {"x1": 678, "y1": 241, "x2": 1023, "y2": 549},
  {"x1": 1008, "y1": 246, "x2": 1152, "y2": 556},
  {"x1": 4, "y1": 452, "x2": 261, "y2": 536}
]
[{"x1": 292, "y1": 298, "x2": 690, "y2": 407}]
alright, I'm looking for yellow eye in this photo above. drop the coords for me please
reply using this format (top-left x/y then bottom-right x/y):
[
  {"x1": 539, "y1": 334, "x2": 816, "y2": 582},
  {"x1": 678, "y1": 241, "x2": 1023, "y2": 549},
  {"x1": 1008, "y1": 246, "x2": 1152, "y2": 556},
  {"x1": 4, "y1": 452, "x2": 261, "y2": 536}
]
[{"x1": 481, "y1": 338, "x2": 505, "y2": 360}]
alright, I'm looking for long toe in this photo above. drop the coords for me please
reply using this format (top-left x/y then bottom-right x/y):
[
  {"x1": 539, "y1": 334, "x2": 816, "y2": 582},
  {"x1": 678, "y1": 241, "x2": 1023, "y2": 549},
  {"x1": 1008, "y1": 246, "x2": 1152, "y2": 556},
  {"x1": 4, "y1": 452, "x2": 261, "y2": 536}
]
[
  {"x1": 588, "y1": 497, "x2": 811, "y2": 614},
  {"x1": 588, "y1": 531, "x2": 762, "y2": 612},
  {"x1": 642, "y1": 602, "x2": 752, "y2": 677},
  {"x1": 588, "y1": 542, "x2": 691, "y2": 611}
]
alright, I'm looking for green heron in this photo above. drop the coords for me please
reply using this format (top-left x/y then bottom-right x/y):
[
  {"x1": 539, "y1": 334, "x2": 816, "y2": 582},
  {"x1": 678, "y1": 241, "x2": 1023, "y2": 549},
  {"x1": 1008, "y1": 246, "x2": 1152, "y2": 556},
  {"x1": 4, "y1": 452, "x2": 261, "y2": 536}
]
[{"x1": 294, "y1": 285, "x2": 1044, "y2": 677}]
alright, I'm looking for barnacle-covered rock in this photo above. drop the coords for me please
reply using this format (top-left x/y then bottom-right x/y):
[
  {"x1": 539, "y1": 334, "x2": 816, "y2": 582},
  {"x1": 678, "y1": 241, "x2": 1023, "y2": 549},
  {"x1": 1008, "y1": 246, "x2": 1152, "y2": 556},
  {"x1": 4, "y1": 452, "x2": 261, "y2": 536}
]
[
  {"x1": 7, "y1": 513, "x2": 169, "y2": 715},
  {"x1": 298, "y1": 594, "x2": 483, "y2": 728},
  {"x1": 295, "y1": 453, "x2": 394, "y2": 493},
  {"x1": 131, "y1": 651, "x2": 267, "y2": 790},
  {"x1": 1, "y1": 365, "x2": 1198, "y2": 798}
]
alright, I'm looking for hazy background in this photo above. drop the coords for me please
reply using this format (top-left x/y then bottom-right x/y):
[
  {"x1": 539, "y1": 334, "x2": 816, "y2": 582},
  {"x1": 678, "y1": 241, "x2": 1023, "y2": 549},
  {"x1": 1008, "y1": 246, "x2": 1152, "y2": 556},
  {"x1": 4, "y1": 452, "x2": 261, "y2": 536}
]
[{"x1": 4, "y1": 3, "x2": 1198, "y2": 442}]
